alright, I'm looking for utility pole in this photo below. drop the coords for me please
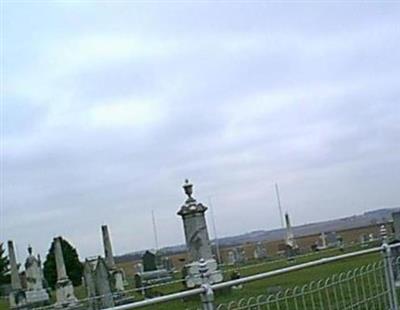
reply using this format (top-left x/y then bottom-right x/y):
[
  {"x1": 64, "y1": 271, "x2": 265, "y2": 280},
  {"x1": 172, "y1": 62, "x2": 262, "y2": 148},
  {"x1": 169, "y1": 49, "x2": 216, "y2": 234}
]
[
  {"x1": 151, "y1": 210, "x2": 159, "y2": 251},
  {"x1": 275, "y1": 183, "x2": 285, "y2": 229},
  {"x1": 208, "y1": 196, "x2": 222, "y2": 264}
]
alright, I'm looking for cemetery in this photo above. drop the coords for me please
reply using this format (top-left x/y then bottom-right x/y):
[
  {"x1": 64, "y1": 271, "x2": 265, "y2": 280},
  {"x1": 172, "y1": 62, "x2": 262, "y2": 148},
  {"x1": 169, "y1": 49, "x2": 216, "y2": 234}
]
[{"x1": 2, "y1": 181, "x2": 400, "y2": 310}]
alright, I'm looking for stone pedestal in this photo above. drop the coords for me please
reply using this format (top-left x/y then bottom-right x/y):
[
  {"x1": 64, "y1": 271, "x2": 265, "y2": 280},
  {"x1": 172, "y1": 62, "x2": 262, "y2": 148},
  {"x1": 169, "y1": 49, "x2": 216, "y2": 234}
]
[
  {"x1": 25, "y1": 290, "x2": 49, "y2": 305},
  {"x1": 24, "y1": 246, "x2": 49, "y2": 305},
  {"x1": 177, "y1": 180, "x2": 213, "y2": 262},
  {"x1": 54, "y1": 237, "x2": 77, "y2": 307},
  {"x1": 177, "y1": 180, "x2": 222, "y2": 288}
]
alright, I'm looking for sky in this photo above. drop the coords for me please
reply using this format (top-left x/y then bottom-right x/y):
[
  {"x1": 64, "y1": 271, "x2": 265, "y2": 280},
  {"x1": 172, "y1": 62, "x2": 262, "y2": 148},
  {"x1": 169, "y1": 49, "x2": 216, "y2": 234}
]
[{"x1": 1, "y1": 1, "x2": 400, "y2": 262}]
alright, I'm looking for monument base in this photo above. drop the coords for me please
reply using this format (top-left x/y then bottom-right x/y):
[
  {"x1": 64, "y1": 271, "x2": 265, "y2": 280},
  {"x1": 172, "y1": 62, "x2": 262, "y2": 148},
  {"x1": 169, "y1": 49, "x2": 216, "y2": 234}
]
[
  {"x1": 110, "y1": 269, "x2": 125, "y2": 291},
  {"x1": 26, "y1": 289, "x2": 49, "y2": 304},
  {"x1": 9, "y1": 290, "x2": 27, "y2": 309},
  {"x1": 184, "y1": 259, "x2": 223, "y2": 288},
  {"x1": 55, "y1": 279, "x2": 77, "y2": 308}
]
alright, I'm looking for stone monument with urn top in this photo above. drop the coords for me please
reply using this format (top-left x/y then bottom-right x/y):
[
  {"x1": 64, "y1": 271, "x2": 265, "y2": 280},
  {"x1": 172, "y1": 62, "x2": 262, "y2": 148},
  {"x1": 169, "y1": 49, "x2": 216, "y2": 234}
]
[{"x1": 177, "y1": 179, "x2": 223, "y2": 288}]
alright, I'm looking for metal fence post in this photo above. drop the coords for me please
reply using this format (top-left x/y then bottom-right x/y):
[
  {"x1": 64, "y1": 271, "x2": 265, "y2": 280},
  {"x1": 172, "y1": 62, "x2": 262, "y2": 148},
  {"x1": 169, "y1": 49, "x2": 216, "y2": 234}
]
[
  {"x1": 199, "y1": 258, "x2": 215, "y2": 310},
  {"x1": 200, "y1": 283, "x2": 215, "y2": 310},
  {"x1": 382, "y1": 243, "x2": 399, "y2": 310}
]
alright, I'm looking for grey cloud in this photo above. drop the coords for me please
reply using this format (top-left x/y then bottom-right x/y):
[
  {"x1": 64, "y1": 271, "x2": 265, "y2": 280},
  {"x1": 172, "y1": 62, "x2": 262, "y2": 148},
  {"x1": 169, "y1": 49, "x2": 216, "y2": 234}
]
[{"x1": 3, "y1": 2, "x2": 400, "y2": 259}]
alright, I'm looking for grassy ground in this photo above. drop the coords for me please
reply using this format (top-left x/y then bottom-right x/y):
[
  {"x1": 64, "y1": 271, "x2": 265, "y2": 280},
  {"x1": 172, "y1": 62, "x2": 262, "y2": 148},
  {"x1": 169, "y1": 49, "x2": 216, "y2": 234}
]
[
  {"x1": 0, "y1": 299, "x2": 8, "y2": 310},
  {"x1": 140, "y1": 249, "x2": 382, "y2": 309},
  {"x1": 0, "y1": 244, "x2": 384, "y2": 309}
]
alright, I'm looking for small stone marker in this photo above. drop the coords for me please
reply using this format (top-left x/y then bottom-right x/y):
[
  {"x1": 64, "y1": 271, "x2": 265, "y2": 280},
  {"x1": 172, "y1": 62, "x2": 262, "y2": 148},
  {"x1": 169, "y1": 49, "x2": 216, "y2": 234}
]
[
  {"x1": 254, "y1": 242, "x2": 267, "y2": 260},
  {"x1": 227, "y1": 250, "x2": 235, "y2": 265},
  {"x1": 142, "y1": 250, "x2": 157, "y2": 272}
]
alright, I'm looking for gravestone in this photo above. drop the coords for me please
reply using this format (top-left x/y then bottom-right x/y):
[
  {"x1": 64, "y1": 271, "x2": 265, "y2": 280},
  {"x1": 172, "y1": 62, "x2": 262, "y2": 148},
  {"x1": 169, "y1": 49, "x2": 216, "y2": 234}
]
[
  {"x1": 83, "y1": 257, "x2": 114, "y2": 309},
  {"x1": 380, "y1": 225, "x2": 388, "y2": 242},
  {"x1": 360, "y1": 234, "x2": 369, "y2": 247},
  {"x1": 83, "y1": 259, "x2": 97, "y2": 310},
  {"x1": 393, "y1": 211, "x2": 400, "y2": 241},
  {"x1": 233, "y1": 247, "x2": 246, "y2": 264},
  {"x1": 319, "y1": 232, "x2": 327, "y2": 249},
  {"x1": 177, "y1": 180, "x2": 223, "y2": 288},
  {"x1": 253, "y1": 242, "x2": 267, "y2": 260},
  {"x1": 369, "y1": 233, "x2": 375, "y2": 242},
  {"x1": 8, "y1": 241, "x2": 27, "y2": 309},
  {"x1": 94, "y1": 258, "x2": 114, "y2": 308},
  {"x1": 54, "y1": 237, "x2": 77, "y2": 307},
  {"x1": 326, "y1": 232, "x2": 338, "y2": 247},
  {"x1": 227, "y1": 251, "x2": 235, "y2": 265},
  {"x1": 134, "y1": 263, "x2": 144, "y2": 274},
  {"x1": 161, "y1": 257, "x2": 173, "y2": 271},
  {"x1": 101, "y1": 225, "x2": 125, "y2": 292},
  {"x1": 142, "y1": 251, "x2": 157, "y2": 272},
  {"x1": 285, "y1": 212, "x2": 298, "y2": 249},
  {"x1": 391, "y1": 212, "x2": 400, "y2": 286},
  {"x1": 24, "y1": 246, "x2": 49, "y2": 304}
]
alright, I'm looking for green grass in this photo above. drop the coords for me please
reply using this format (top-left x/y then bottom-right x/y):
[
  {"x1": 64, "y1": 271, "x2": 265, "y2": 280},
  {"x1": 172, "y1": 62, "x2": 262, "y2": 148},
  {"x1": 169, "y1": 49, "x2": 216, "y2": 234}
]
[
  {"x1": 0, "y1": 244, "x2": 384, "y2": 309},
  {"x1": 144, "y1": 251, "x2": 382, "y2": 309},
  {"x1": 0, "y1": 299, "x2": 9, "y2": 310}
]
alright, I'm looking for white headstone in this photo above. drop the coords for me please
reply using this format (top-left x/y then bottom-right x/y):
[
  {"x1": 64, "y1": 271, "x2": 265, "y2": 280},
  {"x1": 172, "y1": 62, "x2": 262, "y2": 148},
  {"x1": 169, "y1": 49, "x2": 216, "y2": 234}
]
[{"x1": 227, "y1": 251, "x2": 235, "y2": 265}]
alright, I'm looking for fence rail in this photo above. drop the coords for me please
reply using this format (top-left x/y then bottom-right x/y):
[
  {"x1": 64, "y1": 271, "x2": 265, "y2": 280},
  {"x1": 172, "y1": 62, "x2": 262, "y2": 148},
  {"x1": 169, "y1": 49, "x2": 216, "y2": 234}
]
[
  {"x1": 99, "y1": 242, "x2": 400, "y2": 310},
  {"x1": 32, "y1": 242, "x2": 400, "y2": 310},
  {"x1": 214, "y1": 260, "x2": 390, "y2": 310}
]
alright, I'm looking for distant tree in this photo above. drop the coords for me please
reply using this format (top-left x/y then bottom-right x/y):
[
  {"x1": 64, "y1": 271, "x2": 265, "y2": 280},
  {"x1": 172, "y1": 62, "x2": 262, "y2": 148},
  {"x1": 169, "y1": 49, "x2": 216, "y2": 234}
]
[
  {"x1": 43, "y1": 237, "x2": 83, "y2": 288},
  {"x1": 0, "y1": 242, "x2": 10, "y2": 284}
]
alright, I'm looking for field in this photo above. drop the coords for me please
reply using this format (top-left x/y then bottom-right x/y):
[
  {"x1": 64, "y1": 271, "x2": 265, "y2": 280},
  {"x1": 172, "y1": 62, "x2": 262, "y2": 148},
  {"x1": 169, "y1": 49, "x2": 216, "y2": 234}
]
[
  {"x1": 0, "y1": 244, "x2": 385, "y2": 310},
  {"x1": 134, "y1": 246, "x2": 382, "y2": 309}
]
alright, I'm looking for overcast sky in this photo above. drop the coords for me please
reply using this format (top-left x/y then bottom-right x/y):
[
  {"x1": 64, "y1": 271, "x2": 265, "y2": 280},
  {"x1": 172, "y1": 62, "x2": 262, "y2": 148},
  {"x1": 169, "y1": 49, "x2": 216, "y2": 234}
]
[{"x1": 2, "y1": 1, "x2": 400, "y2": 262}]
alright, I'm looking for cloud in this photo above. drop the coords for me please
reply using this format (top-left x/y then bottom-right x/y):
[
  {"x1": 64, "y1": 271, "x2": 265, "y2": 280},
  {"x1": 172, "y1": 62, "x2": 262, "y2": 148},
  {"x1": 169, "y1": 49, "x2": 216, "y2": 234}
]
[
  {"x1": 88, "y1": 97, "x2": 165, "y2": 129},
  {"x1": 2, "y1": 2, "x2": 400, "y2": 259}
]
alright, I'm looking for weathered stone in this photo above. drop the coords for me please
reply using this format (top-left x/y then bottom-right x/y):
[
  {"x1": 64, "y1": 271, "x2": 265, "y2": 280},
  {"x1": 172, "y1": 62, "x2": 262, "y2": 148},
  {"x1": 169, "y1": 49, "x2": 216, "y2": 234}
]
[
  {"x1": 320, "y1": 232, "x2": 327, "y2": 249},
  {"x1": 161, "y1": 257, "x2": 173, "y2": 271},
  {"x1": 54, "y1": 237, "x2": 77, "y2": 308},
  {"x1": 227, "y1": 250, "x2": 235, "y2": 265},
  {"x1": 393, "y1": 211, "x2": 400, "y2": 241},
  {"x1": 177, "y1": 180, "x2": 222, "y2": 288},
  {"x1": 95, "y1": 258, "x2": 114, "y2": 308},
  {"x1": 285, "y1": 212, "x2": 297, "y2": 249},
  {"x1": 142, "y1": 250, "x2": 157, "y2": 272},
  {"x1": 101, "y1": 225, "x2": 115, "y2": 270},
  {"x1": 177, "y1": 180, "x2": 213, "y2": 262},
  {"x1": 8, "y1": 241, "x2": 27, "y2": 309},
  {"x1": 254, "y1": 242, "x2": 267, "y2": 260},
  {"x1": 24, "y1": 246, "x2": 49, "y2": 304},
  {"x1": 326, "y1": 231, "x2": 338, "y2": 247},
  {"x1": 83, "y1": 259, "x2": 97, "y2": 310},
  {"x1": 101, "y1": 225, "x2": 125, "y2": 292}
]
